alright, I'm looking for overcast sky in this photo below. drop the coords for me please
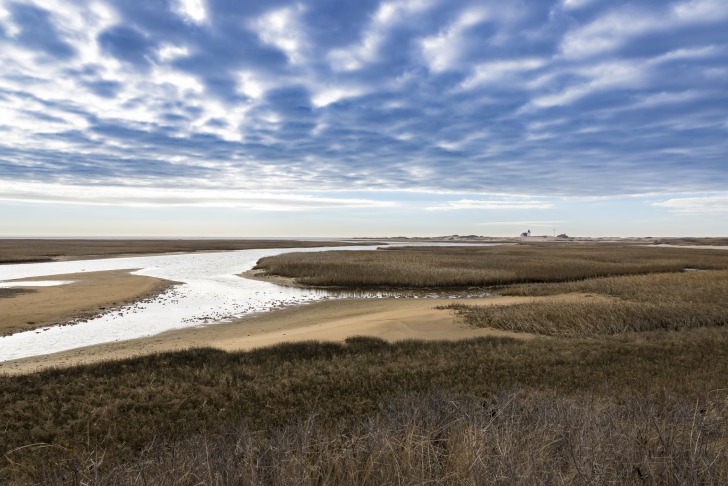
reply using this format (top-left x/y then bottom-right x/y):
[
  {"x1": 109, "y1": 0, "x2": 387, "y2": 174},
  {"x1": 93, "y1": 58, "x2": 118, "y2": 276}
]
[{"x1": 0, "y1": 0, "x2": 726, "y2": 237}]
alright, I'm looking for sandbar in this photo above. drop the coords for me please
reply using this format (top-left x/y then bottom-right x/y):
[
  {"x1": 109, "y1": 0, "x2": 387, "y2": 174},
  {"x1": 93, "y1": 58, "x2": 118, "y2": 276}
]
[{"x1": 0, "y1": 270, "x2": 176, "y2": 336}]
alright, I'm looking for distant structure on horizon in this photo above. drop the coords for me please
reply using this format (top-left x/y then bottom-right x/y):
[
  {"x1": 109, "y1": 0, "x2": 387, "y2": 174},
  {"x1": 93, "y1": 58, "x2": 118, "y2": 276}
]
[{"x1": 520, "y1": 229, "x2": 531, "y2": 237}]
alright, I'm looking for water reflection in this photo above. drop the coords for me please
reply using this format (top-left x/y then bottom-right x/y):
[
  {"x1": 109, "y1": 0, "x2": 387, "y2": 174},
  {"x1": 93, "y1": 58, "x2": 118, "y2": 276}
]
[{"x1": 312, "y1": 288, "x2": 491, "y2": 300}]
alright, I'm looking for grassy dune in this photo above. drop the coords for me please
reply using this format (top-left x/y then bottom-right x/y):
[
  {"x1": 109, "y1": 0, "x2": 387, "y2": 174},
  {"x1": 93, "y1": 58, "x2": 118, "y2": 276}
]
[{"x1": 253, "y1": 243, "x2": 728, "y2": 288}]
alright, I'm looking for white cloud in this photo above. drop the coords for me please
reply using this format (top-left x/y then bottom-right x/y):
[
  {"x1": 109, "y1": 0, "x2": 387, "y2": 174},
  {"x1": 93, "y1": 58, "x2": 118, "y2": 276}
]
[
  {"x1": 235, "y1": 71, "x2": 268, "y2": 100},
  {"x1": 435, "y1": 130, "x2": 490, "y2": 151},
  {"x1": 650, "y1": 45, "x2": 718, "y2": 64},
  {"x1": 0, "y1": 2, "x2": 19, "y2": 37},
  {"x1": 630, "y1": 90, "x2": 703, "y2": 109},
  {"x1": 561, "y1": 9, "x2": 656, "y2": 59},
  {"x1": 328, "y1": 26, "x2": 383, "y2": 71},
  {"x1": 652, "y1": 195, "x2": 728, "y2": 213},
  {"x1": 561, "y1": 0, "x2": 597, "y2": 10},
  {"x1": 253, "y1": 6, "x2": 307, "y2": 64},
  {"x1": 525, "y1": 43, "x2": 718, "y2": 111},
  {"x1": 157, "y1": 44, "x2": 190, "y2": 62},
  {"x1": 427, "y1": 198, "x2": 553, "y2": 211},
  {"x1": 0, "y1": 181, "x2": 397, "y2": 211},
  {"x1": 461, "y1": 58, "x2": 546, "y2": 90},
  {"x1": 672, "y1": 0, "x2": 728, "y2": 23},
  {"x1": 174, "y1": 0, "x2": 208, "y2": 24},
  {"x1": 529, "y1": 61, "x2": 645, "y2": 108},
  {"x1": 561, "y1": 1, "x2": 728, "y2": 59},
  {"x1": 420, "y1": 7, "x2": 488, "y2": 72},
  {"x1": 478, "y1": 220, "x2": 566, "y2": 226},
  {"x1": 312, "y1": 86, "x2": 365, "y2": 108},
  {"x1": 328, "y1": 0, "x2": 434, "y2": 72}
]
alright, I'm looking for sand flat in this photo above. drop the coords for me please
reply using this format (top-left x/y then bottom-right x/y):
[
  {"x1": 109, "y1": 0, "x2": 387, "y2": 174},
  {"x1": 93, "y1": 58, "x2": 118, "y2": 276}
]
[
  {"x1": 0, "y1": 293, "x2": 607, "y2": 375},
  {"x1": 0, "y1": 270, "x2": 176, "y2": 336}
]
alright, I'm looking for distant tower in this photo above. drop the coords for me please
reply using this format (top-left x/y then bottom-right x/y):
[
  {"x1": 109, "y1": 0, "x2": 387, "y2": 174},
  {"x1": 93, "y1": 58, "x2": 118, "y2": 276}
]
[{"x1": 527, "y1": 229, "x2": 531, "y2": 237}]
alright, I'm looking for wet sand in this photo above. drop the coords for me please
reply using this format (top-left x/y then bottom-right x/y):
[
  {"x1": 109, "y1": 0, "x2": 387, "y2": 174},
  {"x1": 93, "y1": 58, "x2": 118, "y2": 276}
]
[
  {"x1": 0, "y1": 293, "x2": 608, "y2": 375},
  {"x1": 0, "y1": 270, "x2": 176, "y2": 336}
]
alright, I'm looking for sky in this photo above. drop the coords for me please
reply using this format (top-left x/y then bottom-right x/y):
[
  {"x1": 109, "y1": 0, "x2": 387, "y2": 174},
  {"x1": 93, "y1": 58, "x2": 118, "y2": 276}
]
[{"x1": 0, "y1": 0, "x2": 726, "y2": 237}]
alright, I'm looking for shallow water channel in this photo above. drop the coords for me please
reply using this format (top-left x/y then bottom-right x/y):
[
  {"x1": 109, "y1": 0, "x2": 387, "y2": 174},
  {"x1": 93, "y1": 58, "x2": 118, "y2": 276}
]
[{"x1": 0, "y1": 244, "x2": 491, "y2": 362}]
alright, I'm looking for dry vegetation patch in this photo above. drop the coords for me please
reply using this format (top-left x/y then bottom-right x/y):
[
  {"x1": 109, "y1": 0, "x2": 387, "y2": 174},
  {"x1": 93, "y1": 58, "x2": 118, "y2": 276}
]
[
  {"x1": 0, "y1": 288, "x2": 33, "y2": 299},
  {"x1": 450, "y1": 270, "x2": 728, "y2": 337},
  {"x1": 255, "y1": 244, "x2": 728, "y2": 337},
  {"x1": 11, "y1": 389, "x2": 727, "y2": 485},
  {"x1": 254, "y1": 243, "x2": 728, "y2": 288},
  {"x1": 2, "y1": 331, "x2": 728, "y2": 483}
]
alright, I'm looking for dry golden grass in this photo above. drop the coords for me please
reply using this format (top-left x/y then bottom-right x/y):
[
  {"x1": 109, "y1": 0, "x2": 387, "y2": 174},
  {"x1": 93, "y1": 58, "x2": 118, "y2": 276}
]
[
  {"x1": 450, "y1": 270, "x2": 728, "y2": 337},
  {"x1": 652, "y1": 236, "x2": 728, "y2": 246},
  {"x1": 3, "y1": 329, "x2": 728, "y2": 484},
  {"x1": 503, "y1": 267, "x2": 728, "y2": 301},
  {"x1": 254, "y1": 244, "x2": 728, "y2": 288},
  {"x1": 11, "y1": 389, "x2": 726, "y2": 485}
]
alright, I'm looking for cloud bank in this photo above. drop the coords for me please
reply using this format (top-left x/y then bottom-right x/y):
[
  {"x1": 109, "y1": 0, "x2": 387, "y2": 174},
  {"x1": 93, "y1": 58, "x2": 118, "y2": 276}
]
[{"x1": 0, "y1": 0, "x2": 726, "y2": 210}]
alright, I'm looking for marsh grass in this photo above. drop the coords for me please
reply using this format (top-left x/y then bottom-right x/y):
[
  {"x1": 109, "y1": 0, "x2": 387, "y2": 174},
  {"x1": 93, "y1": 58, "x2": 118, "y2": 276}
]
[
  {"x1": 12, "y1": 389, "x2": 727, "y2": 485},
  {"x1": 502, "y1": 268, "x2": 728, "y2": 301},
  {"x1": 450, "y1": 270, "x2": 728, "y2": 337},
  {"x1": 4, "y1": 330, "x2": 728, "y2": 483},
  {"x1": 653, "y1": 237, "x2": 728, "y2": 246},
  {"x1": 0, "y1": 239, "x2": 357, "y2": 264},
  {"x1": 254, "y1": 244, "x2": 728, "y2": 288},
  {"x1": 449, "y1": 300, "x2": 728, "y2": 337}
]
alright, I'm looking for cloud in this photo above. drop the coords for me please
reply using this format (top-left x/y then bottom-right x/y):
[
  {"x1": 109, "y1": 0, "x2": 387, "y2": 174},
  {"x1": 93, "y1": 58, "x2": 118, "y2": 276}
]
[
  {"x1": 0, "y1": 0, "x2": 726, "y2": 212},
  {"x1": 420, "y1": 7, "x2": 488, "y2": 73},
  {"x1": 652, "y1": 195, "x2": 728, "y2": 213},
  {"x1": 0, "y1": 180, "x2": 397, "y2": 211},
  {"x1": 427, "y1": 198, "x2": 554, "y2": 211},
  {"x1": 528, "y1": 61, "x2": 647, "y2": 108},
  {"x1": 561, "y1": 0, "x2": 596, "y2": 10},
  {"x1": 252, "y1": 6, "x2": 308, "y2": 65},
  {"x1": 478, "y1": 220, "x2": 566, "y2": 226},
  {"x1": 174, "y1": 0, "x2": 208, "y2": 24},
  {"x1": 560, "y1": 0, "x2": 728, "y2": 59},
  {"x1": 97, "y1": 25, "x2": 156, "y2": 68},
  {"x1": 5, "y1": 3, "x2": 77, "y2": 60},
  {"x1": 460, "y1": 58, "x2": 546, "y2": 90}
]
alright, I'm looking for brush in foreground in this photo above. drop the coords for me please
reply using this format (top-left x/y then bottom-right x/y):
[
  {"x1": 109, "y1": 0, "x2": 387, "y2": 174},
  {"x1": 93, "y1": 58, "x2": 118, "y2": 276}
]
[{"x1": 6, "y1": 389, "x2": 726, "y2": 485}]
